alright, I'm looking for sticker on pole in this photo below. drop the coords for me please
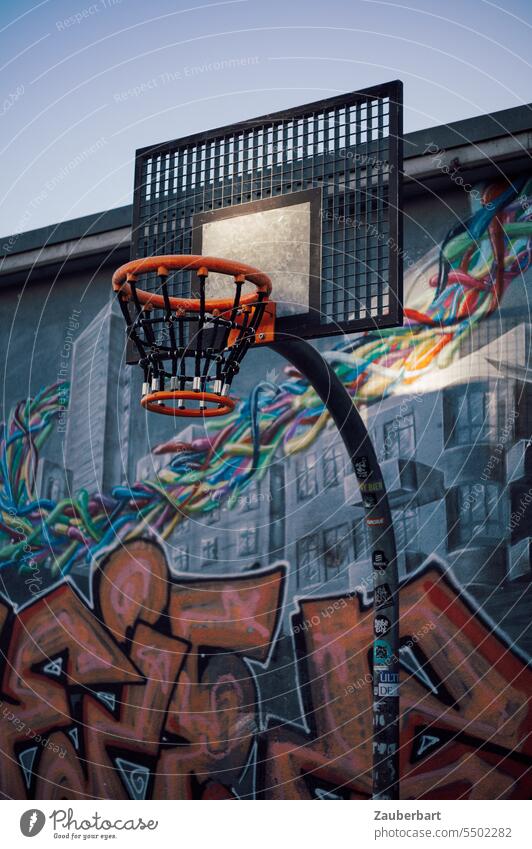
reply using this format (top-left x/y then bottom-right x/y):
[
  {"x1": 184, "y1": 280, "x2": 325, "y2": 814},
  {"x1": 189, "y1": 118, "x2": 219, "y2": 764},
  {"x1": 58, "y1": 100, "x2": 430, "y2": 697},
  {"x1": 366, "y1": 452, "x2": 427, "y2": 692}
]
[
  {"x1": 374, "y1": 614, "x2": 391, "y2": 636},
  {"x1": 375, "y1": 583, "x2": 393, "y2": 609},
  {"x1": 375, "y1": 671, "x2": 399, "y2": 698},
  {"x1": 354, "y1": 456, "x2": 371, "y2": 479},
  {"x1": 367, "y1": 516, "x2": 385, "y2": 527},
  {"x1": 372, "y1": 550, "x2": 389, "y2": 572},
  {"x1": 373, "y1": 639, "x2": 393, "y2": 667}
]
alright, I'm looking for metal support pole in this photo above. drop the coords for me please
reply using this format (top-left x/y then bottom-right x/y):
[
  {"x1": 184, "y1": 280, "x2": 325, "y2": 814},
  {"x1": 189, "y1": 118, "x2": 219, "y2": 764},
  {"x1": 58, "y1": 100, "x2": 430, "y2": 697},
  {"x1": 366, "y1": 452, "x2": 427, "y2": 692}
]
[{"x1": 271, "y1": 338, "x2": 400, "y2": 800}]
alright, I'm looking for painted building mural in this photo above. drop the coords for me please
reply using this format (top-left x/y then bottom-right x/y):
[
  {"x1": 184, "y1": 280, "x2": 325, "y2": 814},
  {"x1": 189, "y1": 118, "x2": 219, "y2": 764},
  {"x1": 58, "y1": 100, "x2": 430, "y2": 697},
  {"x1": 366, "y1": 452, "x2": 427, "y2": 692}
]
[{"x1": 0, "y1": 159, "x2": 531, "y2": 798}]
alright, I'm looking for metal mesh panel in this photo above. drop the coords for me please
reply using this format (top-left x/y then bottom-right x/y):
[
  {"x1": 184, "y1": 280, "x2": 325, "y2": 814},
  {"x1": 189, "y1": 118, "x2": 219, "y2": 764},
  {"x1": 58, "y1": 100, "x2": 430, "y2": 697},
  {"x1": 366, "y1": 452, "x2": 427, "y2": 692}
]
[{"x1": 131, "y1": 81, "x2": 402, "y2": 338}]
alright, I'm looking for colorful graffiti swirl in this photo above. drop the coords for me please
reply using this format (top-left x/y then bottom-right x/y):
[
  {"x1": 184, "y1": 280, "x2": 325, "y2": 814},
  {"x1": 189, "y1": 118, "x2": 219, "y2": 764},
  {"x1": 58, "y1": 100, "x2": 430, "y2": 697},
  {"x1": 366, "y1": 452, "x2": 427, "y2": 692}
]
[{"x1": 0, "y1": 178, "x2": 531, "y2": 577}]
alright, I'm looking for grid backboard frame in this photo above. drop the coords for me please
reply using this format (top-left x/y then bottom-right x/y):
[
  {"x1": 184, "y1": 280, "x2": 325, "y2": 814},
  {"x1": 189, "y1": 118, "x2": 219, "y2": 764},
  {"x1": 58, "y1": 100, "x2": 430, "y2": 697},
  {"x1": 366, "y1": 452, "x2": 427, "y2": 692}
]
[{"x1": 131, "y1": 80, "x2": 403, "y2": 340}]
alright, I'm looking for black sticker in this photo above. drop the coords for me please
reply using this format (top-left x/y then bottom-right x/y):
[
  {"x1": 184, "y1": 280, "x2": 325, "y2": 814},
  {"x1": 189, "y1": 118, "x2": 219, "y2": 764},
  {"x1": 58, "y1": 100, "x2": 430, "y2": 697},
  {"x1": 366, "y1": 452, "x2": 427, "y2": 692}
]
[
  {"x1": 362, "y1": 492, "x2": 378, "y2": 509},
  {"x1": 373, "y1": 550, "x2": 389, "y2": 571},
  {"x1": 354, "y1": 456, "x2": 370, "y2": 479},
  {"x1": 374, "y1": 614, "x2": 391, "y2": 636}
]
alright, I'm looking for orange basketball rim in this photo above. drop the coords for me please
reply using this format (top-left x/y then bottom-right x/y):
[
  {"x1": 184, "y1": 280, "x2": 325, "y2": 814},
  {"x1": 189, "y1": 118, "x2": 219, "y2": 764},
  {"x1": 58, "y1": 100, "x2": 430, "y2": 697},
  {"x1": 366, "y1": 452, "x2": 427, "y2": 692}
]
[{"x1": 112, "y1": 254, "x2": 275, "y2": 418}]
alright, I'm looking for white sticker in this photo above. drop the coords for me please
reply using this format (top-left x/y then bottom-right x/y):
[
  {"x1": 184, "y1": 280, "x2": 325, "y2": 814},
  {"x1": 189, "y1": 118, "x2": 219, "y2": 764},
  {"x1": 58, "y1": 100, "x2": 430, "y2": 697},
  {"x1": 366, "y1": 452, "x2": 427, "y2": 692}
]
[{"x1": 378, "y1": 682, "x2": 399, "y2": 697}]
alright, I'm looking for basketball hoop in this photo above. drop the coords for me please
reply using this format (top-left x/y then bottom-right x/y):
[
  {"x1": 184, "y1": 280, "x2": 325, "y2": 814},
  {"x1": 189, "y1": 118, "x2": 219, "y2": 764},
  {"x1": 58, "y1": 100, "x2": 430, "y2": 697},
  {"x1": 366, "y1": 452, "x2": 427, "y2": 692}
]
[
  {"x1": 111, "y1": 83, "x2": 402, "y2": 799},
  {"x1": 112, "y1": 255, "x2": 274, "y2": 417}
]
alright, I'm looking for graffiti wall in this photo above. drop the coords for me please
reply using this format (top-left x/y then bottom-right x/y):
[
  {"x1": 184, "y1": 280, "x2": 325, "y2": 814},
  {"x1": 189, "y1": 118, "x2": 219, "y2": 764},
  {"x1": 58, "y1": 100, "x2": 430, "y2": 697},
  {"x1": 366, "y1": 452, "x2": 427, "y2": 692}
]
[
  {"x1": 0, "y1": 166, "x2": 531, "y2": 798},
  {"x1": 1, "y1": 542, "x2": 529, "y2": 799}
]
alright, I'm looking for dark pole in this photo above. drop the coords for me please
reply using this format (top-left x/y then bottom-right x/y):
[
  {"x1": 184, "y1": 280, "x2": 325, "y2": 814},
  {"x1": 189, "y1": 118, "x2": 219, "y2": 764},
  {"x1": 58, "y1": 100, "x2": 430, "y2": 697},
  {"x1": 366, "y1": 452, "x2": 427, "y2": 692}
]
[{"x1": 271, "y1": 338, "x2": 400, "y2": 800}]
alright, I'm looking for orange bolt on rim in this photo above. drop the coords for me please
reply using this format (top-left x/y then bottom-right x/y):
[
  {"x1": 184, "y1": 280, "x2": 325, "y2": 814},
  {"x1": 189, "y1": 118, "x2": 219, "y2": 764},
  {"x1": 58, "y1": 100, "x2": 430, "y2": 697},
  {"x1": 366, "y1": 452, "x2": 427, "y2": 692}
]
[{"x1": 141, "y1": 390, "x2": 236, "y2": 418}]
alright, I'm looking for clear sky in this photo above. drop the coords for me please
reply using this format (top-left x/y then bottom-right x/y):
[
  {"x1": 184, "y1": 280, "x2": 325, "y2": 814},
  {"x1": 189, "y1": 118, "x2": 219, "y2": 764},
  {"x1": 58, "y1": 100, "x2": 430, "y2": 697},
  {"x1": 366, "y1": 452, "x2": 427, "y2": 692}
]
[{"x1": 1, "y1": 0, "x2": 531, "y2": 236}]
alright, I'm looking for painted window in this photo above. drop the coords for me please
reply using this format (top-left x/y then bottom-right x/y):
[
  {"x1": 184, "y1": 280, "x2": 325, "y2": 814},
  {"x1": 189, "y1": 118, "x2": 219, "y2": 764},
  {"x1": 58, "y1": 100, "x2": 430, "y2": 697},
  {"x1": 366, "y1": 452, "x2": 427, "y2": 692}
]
[
  {"x1": 174, "y1": 546, "x2": 189, "y2": 572},
  {"x1": 296, "y1": 532, "x2": 322, "y2": 587},
  {"x1": 353, "y1": 517, "x2": 369, "y2": 560},
  {"x1": 323, "y1": 523, "x2": 350, "y2": 577},
  {"x1": 383, "y1": 412, "x2": 415, "y2": 459},
  {"x1": 444, "y1": 385, "x2": 498, "y2": 446},
  {"x1": 240, "y1": 480, "x2": 260, "y2": 512},
  {"x1": 515, "y1": 381, "x2": 532, "y2": 441},
  {"x1": 295, "y1": 452, "x2": 319, "y2": 501},
  {"x1": 449, "y1": 483, "x2": 504, "y2": 547},
  {"x1": 323, "y1": 443, "x2": 345, "y2": 488},
  {"x1": 46, "y1": 476, "x2": 62, "y2": 502},
  {"x1": 238, "y1": 526, "x2": 258, "y2": 556},
  {"x1": 297, "y1": 524, "x2": 353, "y2": 587},
  {"x1": 201, "y1": 537, "x2": 218, "y2": 563},
  {"x1": 392, "y1": 506, "x2": 419, "y2": 554}
]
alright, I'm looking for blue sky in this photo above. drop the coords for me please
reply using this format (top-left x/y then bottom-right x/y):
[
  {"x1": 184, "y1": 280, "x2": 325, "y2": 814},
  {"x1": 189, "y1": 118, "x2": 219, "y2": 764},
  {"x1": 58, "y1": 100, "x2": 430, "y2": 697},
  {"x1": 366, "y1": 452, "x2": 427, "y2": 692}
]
[{"x1": 1, "y1": 0, "x2": 531, "y2": 235}]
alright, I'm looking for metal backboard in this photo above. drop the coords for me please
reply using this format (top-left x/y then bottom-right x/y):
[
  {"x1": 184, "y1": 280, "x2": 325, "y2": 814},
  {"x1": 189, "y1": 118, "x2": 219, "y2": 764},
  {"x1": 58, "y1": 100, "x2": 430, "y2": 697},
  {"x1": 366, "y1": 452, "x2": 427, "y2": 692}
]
[{"x1": 131, "y1": 80, "x2": 403, "y2": 340}]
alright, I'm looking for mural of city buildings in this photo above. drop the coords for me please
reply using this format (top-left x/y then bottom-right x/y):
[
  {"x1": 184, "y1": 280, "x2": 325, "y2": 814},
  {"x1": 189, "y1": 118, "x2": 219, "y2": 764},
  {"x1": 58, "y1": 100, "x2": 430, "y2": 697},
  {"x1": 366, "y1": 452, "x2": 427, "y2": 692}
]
[{"x1": 0, "y1": 104, "x2": 531, "y2": 799}]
